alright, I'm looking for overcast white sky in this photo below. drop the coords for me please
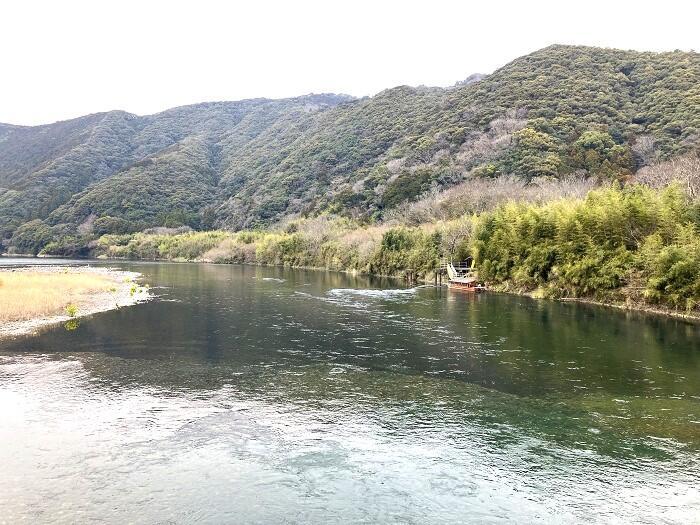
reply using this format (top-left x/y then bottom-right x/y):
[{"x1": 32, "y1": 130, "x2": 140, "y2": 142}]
[{"x1": 1, "y1": 0, "x2": 698, "y2": 125}]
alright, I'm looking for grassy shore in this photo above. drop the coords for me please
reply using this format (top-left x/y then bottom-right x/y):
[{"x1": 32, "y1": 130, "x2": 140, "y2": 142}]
[{"x1": 0, "y1": 266, "x2": 150, "y2": 338}]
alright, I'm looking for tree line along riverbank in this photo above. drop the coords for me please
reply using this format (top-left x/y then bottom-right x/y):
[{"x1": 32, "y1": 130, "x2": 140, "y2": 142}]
[{"x1": 50, "y1": 182, "x2": 699, "y2": 319}]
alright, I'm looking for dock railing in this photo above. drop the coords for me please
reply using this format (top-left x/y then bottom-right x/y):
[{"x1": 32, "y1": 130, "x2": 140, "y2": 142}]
[{"x1": 439, "y1": 259, "x2": 477, "y2": 281}]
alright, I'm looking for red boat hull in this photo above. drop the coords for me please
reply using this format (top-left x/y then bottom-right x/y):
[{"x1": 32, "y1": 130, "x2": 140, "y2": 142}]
[{"x1": 447, "y1": 281, "x2": 485, "y2": 292}]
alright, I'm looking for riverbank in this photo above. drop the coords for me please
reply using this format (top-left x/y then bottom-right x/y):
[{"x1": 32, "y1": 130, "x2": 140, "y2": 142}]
[
  {"x1": 0, "y1": 266, "x2": 150, "y2": 339},
  {"x1": 7, "y1": 184, "x2": 700, "y2": 323}
]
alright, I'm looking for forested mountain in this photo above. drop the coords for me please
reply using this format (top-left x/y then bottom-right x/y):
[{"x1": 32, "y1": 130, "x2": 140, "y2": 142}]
[
  {"x1": 1, "y1": 45, "x2": 699, "y2": 254},
  {"x1": 0, "y1": 94, "x2": 352, "y2": 243}
]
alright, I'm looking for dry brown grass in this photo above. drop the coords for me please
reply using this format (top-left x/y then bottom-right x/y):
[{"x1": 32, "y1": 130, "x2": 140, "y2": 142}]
[
  {"x1": 385, "y1": 175, "x2": 596, "y2": 225},
  {"x1": 0, "y1": 270, "x2": 117, "y2": 323}
]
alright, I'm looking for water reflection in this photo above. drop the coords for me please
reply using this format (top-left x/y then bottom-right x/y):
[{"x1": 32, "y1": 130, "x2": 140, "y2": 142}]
[
  {"x1": 64, "y1": 318, "x2": 80, "y2": 331},
  {"x1": 1, "y1": 261, "x2": 698, "y2": 523}
]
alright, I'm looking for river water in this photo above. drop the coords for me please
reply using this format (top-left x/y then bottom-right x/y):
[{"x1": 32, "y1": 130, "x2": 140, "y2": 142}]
[{"x1": 0, "y1": 260, "x2": 698, "y2": 524}]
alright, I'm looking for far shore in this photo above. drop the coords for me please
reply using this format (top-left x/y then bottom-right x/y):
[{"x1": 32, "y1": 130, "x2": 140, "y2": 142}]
[{"x1": 0, "y1": 265, "x2": 151, "y2": 339}]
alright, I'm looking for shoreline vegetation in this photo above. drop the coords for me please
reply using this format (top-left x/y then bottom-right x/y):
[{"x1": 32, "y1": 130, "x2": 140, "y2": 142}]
[
  {"x1": 10, "y1": 179, "x2": 697, "y2": 322},
  {"x1": 0, "y1": 266, "x2": 150, "y2": 339}
]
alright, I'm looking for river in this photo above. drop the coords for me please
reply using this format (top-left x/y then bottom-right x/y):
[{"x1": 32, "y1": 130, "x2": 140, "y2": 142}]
[{"x1": 1, "y1": 260, "x2": 698, "y2": 523}]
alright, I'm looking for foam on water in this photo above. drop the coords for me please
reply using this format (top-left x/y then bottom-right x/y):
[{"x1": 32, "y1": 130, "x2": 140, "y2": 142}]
[{"x1": 327, "y1": 287, "x2": 420, "y2": 299}]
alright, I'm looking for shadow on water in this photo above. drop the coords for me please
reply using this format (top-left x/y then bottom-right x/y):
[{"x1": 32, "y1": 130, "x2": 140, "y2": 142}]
[{"x1": 2, "y1": 262, "x2": 698, "y2": 453}]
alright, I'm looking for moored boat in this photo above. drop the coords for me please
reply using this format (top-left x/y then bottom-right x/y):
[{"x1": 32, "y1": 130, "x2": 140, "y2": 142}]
[{"x1": 444, "y1": 261, "x2": 485, "y2": 292}]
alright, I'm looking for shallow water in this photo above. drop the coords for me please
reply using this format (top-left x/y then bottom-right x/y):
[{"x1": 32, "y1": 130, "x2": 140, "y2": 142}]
[{"x1": 1, "y1": 261, "x2": 698, "y2": 524}]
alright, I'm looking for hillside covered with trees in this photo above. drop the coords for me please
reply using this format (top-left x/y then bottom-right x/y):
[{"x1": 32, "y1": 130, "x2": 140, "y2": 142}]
[{"x1": 1, "y1": 45, "x2": 699, "y2": 256}]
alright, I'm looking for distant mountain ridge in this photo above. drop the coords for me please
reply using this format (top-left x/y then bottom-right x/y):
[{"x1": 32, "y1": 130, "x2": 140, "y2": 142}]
[{"x1": 1, "y1": 44, "x2": 699, "y2": 254}]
